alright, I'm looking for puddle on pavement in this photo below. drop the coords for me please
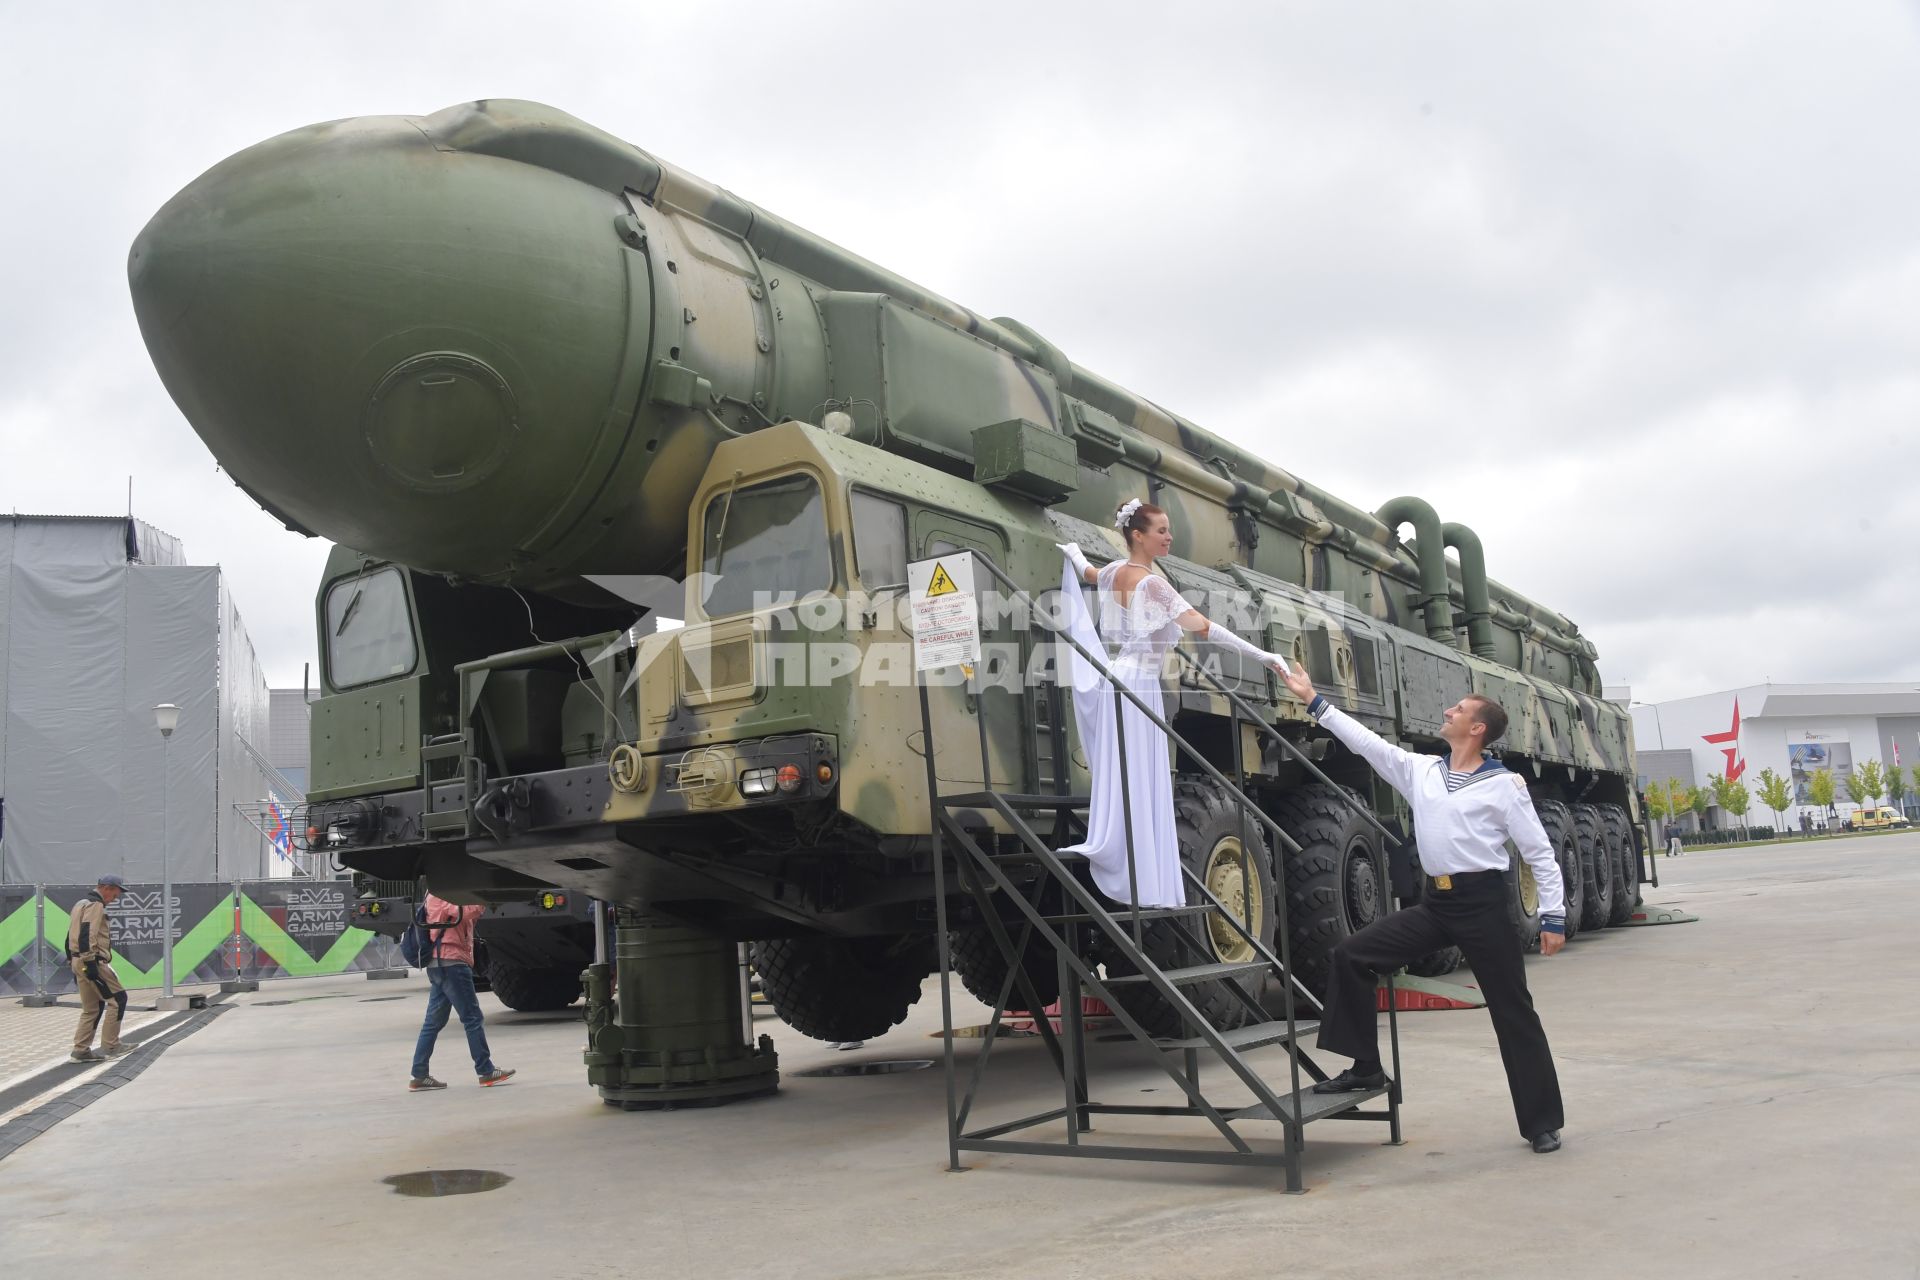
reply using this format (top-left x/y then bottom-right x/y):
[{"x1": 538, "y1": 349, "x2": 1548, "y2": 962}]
[
  {"x1": 795, "y1": 1059, "x2": 935, "y2": 1078},
  {"x1": 382, "y1": 1169, "x2": 513, "y2": 1198}
]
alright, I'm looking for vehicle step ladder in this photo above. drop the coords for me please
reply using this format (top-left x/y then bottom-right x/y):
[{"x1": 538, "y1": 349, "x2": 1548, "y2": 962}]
[{"x1": 919, "y1": 551, "x2": 1405, "y2": 1194}]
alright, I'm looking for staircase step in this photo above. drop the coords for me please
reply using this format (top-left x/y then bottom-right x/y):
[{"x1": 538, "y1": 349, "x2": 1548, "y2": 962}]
[
  {"x1": 939, "y1": 791, "x2": 1090, "y2": 810},
  {"x1": 1230, "y1": 1084, "x2": 1390, "y2": 1125},
  {"x1": 986, "y1": 849, "x2": 1087, "y2": 865},
  {"x1": 1153, "y1": 1019, "x2": 1320, "y2": 1052},
  {"x1": 1104, "y1": 960, "x2": 1270, "y2": 988},
  {"x1": 1043, "y1": 904, "x2": 1215, "y2": 924}
]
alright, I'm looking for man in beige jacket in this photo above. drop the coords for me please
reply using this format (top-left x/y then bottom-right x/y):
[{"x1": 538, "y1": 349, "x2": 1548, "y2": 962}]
[{"x1": 67, "y1": 874, "x2": 132, "y2": 1062}]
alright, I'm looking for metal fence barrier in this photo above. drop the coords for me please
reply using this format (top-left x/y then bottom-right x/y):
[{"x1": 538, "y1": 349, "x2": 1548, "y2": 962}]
[{"x1": 1, "y1": 880, "x2": 404, "y2": 998}]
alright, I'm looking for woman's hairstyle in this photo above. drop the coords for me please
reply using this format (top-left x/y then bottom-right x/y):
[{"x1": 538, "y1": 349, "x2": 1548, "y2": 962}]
[{"x1": 1115, "y1": 499, "x2": 1166, "y2": 543}]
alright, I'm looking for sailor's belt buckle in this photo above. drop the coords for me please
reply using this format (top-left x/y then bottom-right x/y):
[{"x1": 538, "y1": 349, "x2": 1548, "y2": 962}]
[{"x1": 1433, "y1": 874, "x2": 1453, "y2": 891}]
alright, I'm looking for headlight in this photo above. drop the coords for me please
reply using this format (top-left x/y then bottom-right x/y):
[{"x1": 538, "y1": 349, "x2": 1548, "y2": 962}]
[{"x1": 740, "y1": 767, "x2": 777, "y2": 797}]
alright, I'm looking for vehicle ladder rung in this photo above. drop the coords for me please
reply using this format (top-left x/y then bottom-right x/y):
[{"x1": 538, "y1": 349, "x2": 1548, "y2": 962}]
[
  {"x1": 1230, "y1": 1084, "x2": 1390, "y2": 1125},
  {"x1": 1154, "y1": 1019, "x2": 1320, "y2": 1052},
  {"x1": 1104, "y1": 960, "x2": 1270, "y2": 987},
  {"x1": 983, "y1": 849, "x2": 1086, "y2": 865},
  {"x1": 1042, "y1": 903, "x2": 1214, "y2": 924},
  {"x1": 939, "y1": 791, "x2": 1089, "y2": 810}
]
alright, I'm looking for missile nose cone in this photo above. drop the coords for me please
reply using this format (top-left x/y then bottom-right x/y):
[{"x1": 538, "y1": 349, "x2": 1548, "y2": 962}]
[{"x1": 130, "y1": 110, "x2": 651, "y2": 582}]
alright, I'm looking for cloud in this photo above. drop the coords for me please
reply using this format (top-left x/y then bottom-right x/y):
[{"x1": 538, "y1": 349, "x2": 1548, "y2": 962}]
[{"x1": 2, "y1": 0, "x2": 1916, "y2": 703}]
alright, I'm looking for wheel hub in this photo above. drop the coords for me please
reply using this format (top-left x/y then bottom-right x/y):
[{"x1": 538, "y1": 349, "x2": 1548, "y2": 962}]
[
  {"x1": 1346, "y1": 843, "x2": 1381, "y2": 929},
  {"x1": 1205, "y1": 837, "x2": 1261, "y2": 964}
]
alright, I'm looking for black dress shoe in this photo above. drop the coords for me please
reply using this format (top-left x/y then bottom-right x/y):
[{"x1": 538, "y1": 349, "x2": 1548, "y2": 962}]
[
  {"x1": 1530, "y1": 1129, "x2": 1562, "y2": 1153},
  {"x1": 1312, "y1": 1066, "x2": 1388, "y2": 1094}
]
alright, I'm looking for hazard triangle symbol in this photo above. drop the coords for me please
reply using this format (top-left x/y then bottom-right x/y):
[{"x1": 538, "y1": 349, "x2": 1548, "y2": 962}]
[{"x1": 925, "y1": 563, "x2": 959, "y2": 597}]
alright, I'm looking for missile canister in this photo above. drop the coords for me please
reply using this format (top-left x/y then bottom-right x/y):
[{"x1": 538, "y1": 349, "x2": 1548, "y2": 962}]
[{"x1": 131, "y1": 98, "x2": 1592, "y2": 668}]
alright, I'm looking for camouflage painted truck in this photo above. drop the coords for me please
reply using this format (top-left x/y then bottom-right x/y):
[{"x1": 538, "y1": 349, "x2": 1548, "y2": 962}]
[{"x1": 129, "y1": 100, "x2": 1642, "y2": 1106}]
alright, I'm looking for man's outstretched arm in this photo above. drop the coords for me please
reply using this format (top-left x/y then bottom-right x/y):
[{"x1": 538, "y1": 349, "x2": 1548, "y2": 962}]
[{"x1": 1279, "y1": 668, "x2": 1426, "y2": 801}]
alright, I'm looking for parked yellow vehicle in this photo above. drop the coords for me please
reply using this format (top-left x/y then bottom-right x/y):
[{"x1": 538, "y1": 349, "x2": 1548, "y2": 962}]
[{"x1": 1845, "y1": 806, "x2": 1910, "y2": 831}]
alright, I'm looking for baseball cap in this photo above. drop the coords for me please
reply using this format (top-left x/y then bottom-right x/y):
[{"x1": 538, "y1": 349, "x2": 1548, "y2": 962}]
[{"x1": 97, "y1": 874, "x2": 125, "y2": 888}]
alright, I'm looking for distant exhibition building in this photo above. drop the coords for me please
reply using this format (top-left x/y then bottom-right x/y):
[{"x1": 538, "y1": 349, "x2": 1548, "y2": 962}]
[
  {"x1": 1629, "y1": 683, "x2": 1920, "y2": 829},
  {"x1": 0, "y1": 514, "x2": 303, "y2": 884}
]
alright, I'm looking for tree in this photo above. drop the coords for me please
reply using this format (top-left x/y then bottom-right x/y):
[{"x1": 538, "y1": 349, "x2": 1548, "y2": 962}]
[
  {"x1": 1855, "y1": 759, "x2": 1886, "y2": 807},
  {"x1": 1712, "y1": 772, "x2": 1752, "y2": 835},
  {"x1": 1756, "y1": 767, "x2": 1793, "y2": 833},
  {"x1": 1722, "y1": 778, "x2": 1751, "y2": 833},
  {"x1": 1661, "y1": 777, "x2": 1689, "y2": 821},
  {"x1": 1687, "y1": 785, "x2": 1712, "y2": 827},
  {"x1": 1644, "y1": 777, "x2": 1690, "y2": 829},
  {"x1": 1888, "y1": 764, "x2": 1908, "y2": 816},
  {"x1": 1809, "y1": 767, "x2": 1836, "y2": 814}
]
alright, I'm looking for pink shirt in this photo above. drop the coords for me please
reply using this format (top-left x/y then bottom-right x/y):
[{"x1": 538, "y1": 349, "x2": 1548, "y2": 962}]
[{"x1": 423, "y1": 895, "x2": 484, "y2": 967}]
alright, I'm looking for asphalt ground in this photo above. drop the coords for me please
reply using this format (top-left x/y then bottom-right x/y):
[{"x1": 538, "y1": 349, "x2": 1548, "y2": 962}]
[{"x1": 1, "y1": 835, "x2": 1916, "y2": 1279}]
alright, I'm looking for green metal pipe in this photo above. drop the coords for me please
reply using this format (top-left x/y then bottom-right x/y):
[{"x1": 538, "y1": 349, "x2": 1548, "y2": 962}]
[
  {"x1": 1376, "y1": 497, "x2": 1456, "y2": 643},
  {"x1": 1440, "y1": 523, "x2": 1496, "y2": 659}
]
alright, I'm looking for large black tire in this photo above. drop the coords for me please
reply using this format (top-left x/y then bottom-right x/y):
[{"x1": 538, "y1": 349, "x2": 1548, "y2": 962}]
[
  {"x1": 1602, "y1": 804, "x2": 1641, "y2": 924},
  {"x1": 487, "y1": 957, "x2": 583, "y2": 1012},
  {"x1": 1534, "y1": 798, "x2": 1583, "y2": 942},
  {"x1": 1270, "y1": 781, "x2": 1390, "y2": 1001},
  {"x1": 1103, "y1": 777, "x2": 1276, "y2": 1038},
  {"x1": 751, "y1": 935, "x2": 934, "y2": 1043},
  {"x1": 1506, "y1": 853, "x2": 1543, "y2": 953},
  {"x1": 1406, "y1": 943, "x2": 1464, "y2": 977},
  {"x1": 1574, "y1": 803, "x2": 1615, "y2": 933},
  {"x1": 948, "y1": 913, "x2": 1063, "y2": 1012}
]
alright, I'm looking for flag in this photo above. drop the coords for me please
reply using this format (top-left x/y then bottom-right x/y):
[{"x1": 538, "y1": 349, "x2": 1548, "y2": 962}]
[{"x1": 265, "y1": 793, "x2": 293, "y2": 862}]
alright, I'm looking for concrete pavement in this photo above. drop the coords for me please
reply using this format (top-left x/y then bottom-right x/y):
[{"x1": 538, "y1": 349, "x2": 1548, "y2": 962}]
[{"x1": 2, "y1": 836, "x2": 1916, "y2": 1279}]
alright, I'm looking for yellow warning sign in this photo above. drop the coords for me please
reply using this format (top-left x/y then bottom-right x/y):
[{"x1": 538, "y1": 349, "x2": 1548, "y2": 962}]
[{"x1": 908, "y1": 552, "x2": 980, "y2": 671}]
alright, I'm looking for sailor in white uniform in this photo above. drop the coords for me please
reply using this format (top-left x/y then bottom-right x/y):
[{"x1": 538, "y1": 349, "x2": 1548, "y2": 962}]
[{"x1": 1280, "y1": 665, "x2": 1569, "y2": 1154}]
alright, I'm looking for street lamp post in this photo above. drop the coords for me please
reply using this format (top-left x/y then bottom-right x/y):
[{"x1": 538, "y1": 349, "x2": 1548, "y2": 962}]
[{"x1": 155, "y1": 703, "x2": 179, "y2": 1004}]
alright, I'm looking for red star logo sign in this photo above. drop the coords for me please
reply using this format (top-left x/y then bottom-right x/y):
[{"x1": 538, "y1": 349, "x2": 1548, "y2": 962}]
[{"x1": 1702, "y1": 699, "x2": 1746, "y2": 781}]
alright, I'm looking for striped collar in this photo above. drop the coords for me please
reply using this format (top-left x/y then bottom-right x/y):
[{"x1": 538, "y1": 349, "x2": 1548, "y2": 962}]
[{"x1": 1441, "y1": 755, "x2": 1508, "y2": 792}]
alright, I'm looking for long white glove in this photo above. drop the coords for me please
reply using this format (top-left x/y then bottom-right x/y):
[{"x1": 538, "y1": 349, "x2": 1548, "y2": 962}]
[
  {"x1": 1056, "y1": 542, "x2": 1093, "y2": 577},
  {"x1": 1205, "y1": 622, "x2": 1290, "y2": 674}
]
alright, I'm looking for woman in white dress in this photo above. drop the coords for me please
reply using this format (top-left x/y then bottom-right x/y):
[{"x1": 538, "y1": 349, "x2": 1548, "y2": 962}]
[{"x1": 1055, "y1": 500, "x2": 1289, "y2": 908}]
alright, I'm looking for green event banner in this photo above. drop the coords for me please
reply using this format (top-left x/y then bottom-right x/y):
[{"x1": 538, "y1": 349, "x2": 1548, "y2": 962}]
[{"x1": 0, "y1": 881, "x2": 403, "y2": 995}]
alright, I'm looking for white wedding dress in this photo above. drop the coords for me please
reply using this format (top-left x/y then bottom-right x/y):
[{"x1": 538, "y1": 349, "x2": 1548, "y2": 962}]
[{"x1": 1056, "y1": 557, "x2": 1192, "y2": 908}]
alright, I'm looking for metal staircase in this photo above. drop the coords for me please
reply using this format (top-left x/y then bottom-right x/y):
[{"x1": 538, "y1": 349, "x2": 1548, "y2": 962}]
[{"x1": 917, "y1": 553, "x2": 1404, "y2": 1194}]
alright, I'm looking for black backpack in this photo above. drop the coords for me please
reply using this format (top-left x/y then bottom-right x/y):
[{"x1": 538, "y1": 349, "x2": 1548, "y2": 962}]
[{"x1": 400, "y1": 902, "x2": 467, "y2": 968}]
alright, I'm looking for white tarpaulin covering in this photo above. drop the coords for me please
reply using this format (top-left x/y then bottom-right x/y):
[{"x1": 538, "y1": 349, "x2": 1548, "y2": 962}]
[{"x1": 0, "y1": 516, "x2": 274, "y2": 884}]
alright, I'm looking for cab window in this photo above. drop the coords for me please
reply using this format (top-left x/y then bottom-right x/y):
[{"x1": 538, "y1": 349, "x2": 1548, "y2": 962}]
[
  {"x1": 700, "y1": 473, "x2": 832, "y2": 616},
  {"x1": 325, "y1": 567, "x2": 417, "y2": 687},
  {"x1": 850, "y1": 491, "x2": 908, "y2": 588}
]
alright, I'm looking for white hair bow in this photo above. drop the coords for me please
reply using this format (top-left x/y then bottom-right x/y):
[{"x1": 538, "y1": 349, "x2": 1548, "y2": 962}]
[{"x1": 1114, "y1": 498, "x2": 1143, "y2": 530}]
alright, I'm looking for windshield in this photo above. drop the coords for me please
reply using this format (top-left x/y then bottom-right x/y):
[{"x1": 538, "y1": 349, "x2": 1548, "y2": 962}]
[
  {"x1": 324, "y1": 566, "x2": 417, "y2": 687},
  {"x1": 700, "y1": 474, "x2": 832, "y2": 616}
]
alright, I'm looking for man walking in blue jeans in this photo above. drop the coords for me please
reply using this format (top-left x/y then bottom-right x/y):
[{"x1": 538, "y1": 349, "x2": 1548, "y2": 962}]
[{"x1": 409, "y1": 893, "x2": 515, "y2": 1091}]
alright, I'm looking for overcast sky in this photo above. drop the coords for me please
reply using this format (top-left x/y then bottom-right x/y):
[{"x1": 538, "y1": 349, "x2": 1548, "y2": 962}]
[{"x1": 3, "y1": 1, "x2": 1917, "y2": 703}]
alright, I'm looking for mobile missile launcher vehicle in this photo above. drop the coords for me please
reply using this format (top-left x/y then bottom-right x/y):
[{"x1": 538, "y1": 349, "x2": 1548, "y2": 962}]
[{"x1": 131, "y1": 100, "x2": 1642, "y2": 1106}]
